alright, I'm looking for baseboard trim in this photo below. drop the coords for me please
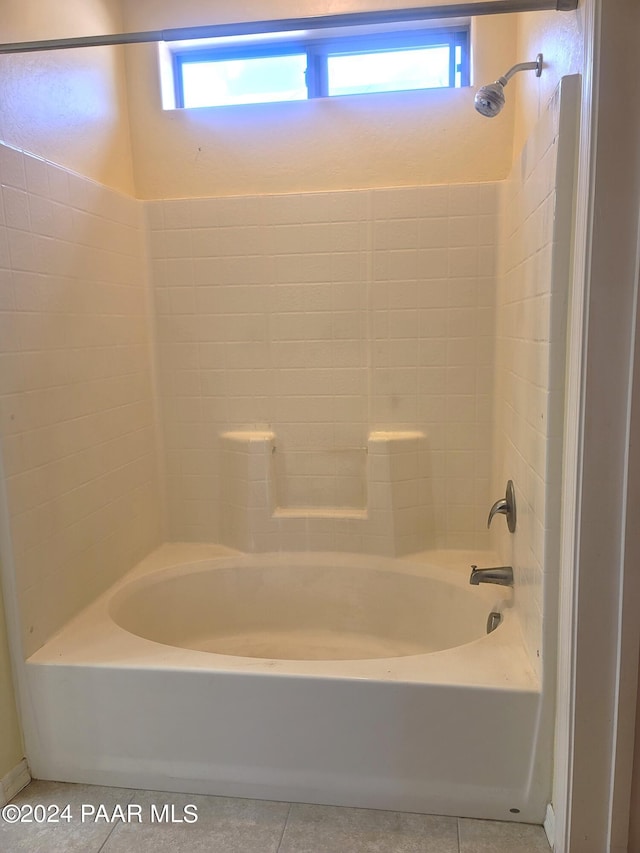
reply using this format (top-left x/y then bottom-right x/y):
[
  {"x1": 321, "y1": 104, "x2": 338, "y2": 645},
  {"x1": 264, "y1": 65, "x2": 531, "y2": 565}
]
[
  {"x1": 544, "y1": 802, "x2": 556, "y2": 850},
  {"x1": 1, "y1": 759, "x2": 30, "y2": 806}
]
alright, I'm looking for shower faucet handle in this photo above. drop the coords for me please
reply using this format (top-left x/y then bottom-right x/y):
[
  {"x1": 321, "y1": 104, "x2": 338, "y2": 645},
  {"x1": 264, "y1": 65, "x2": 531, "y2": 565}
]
[{"x1": 487, "y1": 480, "x2": 516, "y2": 532}]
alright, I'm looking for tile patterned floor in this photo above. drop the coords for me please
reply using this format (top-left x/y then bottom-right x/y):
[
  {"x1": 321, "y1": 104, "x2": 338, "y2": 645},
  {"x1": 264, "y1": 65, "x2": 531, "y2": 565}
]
[{"x1": 1, "y1": 781, "x2": 551, "y2": 852}]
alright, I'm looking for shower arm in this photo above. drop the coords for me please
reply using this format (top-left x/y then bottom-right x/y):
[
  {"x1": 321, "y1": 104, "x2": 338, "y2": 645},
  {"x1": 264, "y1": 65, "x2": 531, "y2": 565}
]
[{"x1": 498, "y1": 54, "x2": 544, "y2": 86}]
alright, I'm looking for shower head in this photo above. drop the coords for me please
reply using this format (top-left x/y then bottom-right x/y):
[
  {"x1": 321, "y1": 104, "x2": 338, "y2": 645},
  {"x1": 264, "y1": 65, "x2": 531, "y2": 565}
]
[
  {"x1": 475, "y1": 82, "x2": 506, "y2": 118},
  {"x1": 474, "y1": 53, "x2": 543, "y2": 118}
]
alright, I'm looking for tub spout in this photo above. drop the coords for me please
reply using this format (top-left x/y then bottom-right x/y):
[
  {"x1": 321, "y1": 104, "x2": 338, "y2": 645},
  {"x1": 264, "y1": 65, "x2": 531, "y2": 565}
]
[{"x1": 469, "y1": 565, "x2": 514, "y2": 587}]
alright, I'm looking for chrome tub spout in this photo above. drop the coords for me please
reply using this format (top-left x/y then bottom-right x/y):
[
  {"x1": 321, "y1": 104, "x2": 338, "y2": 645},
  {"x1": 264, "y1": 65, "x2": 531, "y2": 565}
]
[{"x1": 469, "y1": 565, "x2": 514, "y2": 587}]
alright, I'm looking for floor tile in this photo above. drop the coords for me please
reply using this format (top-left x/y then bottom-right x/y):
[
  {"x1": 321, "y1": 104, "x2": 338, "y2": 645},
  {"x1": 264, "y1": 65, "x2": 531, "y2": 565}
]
[
  {"x1": 458, "y1": 818, "x2": 551, "y2": 852},
  {"x1": 101, "y1": 790, "x2": 290, "y2": 853},
  {"x1": 4, "y1": 782, "x2": 554, "y2": 853},
  {"x1": 0, "y1": 780, "x2": 135, "y2": 853},
  {"x1": 278, "y1": 803, "x2": 459, "y2": 853}
]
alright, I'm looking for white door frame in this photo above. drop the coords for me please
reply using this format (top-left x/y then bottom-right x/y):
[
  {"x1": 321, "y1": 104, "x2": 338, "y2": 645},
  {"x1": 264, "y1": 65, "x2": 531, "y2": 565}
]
[{"x1": 554, "y1": 1, "x2": 640, "y2": 850}]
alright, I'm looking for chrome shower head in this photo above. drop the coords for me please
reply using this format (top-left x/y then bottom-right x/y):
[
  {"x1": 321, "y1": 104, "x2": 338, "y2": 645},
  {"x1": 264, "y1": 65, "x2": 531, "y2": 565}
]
[
  {"x1": 474, "y1": 53, "x2": 543, "y2": 118},
  {"x1": 475, "y1": 81, "x2": 506, "y2": 118}
]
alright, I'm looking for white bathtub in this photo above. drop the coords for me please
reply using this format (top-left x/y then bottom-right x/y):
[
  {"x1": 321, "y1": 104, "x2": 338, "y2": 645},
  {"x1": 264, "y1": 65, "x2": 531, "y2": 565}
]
[{"x1": 24, "y1": 544, "x2": 547, "y2": 822}]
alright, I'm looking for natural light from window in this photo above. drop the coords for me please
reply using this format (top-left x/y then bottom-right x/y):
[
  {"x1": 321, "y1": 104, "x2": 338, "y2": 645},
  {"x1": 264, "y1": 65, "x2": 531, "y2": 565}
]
[
  {"x1": 181, "y1": 55, "x2": 308, "y2": 108},
  {"x1": 164, "y1": 19, "x2": 470, "y2": 110},
  {"x1": 327, "y1": 47, "x2": 450, "y2": 96}
]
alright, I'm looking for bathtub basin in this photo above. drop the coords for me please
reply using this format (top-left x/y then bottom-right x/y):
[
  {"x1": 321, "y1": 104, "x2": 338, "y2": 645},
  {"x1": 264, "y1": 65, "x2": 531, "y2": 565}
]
[
  {"x1": 109, "y1": 557, "x2": 492, "y2": 660},
  {"x1": 24, "y1": 544, "x2": 548, "y2": 823}
]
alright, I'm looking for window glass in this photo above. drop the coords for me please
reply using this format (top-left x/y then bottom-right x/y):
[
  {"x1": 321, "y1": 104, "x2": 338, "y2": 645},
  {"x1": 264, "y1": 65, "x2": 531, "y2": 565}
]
[
  {"x1": 327, "y1": 46, "x2": 451, "y2": 96},
  {"x1": 181, "y1": 54, "x2": 308, "y2": 108},
  {"x1": 169, "y1": 23, "x2": 470, "y2": 110}
]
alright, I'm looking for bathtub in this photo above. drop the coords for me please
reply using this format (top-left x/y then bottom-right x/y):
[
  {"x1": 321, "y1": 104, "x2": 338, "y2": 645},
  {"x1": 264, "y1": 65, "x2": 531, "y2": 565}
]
[{"x1": 24, "y1": 544, "x2": 547, "y2": 822}]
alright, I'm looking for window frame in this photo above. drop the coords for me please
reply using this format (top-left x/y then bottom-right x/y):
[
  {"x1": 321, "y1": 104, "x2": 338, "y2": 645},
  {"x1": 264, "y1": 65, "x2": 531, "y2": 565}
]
[{"x1": 171, "y1": 25, "x2": 470, "y2": 109}]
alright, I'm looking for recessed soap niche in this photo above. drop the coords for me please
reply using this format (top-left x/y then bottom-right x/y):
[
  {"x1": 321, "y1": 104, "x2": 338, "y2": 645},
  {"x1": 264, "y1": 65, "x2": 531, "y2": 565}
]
[{"x1": 219, "y1": 430, "x2": 429, "y2": 555}]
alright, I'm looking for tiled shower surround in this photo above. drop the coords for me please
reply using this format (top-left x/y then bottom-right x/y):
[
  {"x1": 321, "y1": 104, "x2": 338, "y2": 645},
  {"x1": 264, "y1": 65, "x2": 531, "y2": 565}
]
[
  {"x1": 0, "y1": 79, "x2": 576, "y2": 661},
  {"x1": 0, "y1": 145, "x2": 162, "y2": 656},
  {"x1": 491, "y1": 76, "x2": 579, "y2": 678},
  {"x1": 148, "y1": 184, "x2": 498, "y2": 551},
  {"x1": 0, "y1": 145, "x2": 160, "y2": 654}
]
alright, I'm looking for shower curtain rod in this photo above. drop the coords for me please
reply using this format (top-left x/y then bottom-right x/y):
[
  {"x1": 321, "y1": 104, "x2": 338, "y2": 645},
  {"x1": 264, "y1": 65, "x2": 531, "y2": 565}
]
[{"x1": 0, "y1": 0, "x2": 578, "y2": 55}]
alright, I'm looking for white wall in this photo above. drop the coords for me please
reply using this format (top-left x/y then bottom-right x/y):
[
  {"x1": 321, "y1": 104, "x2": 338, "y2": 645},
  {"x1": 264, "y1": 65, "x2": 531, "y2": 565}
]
[
  {"x1": 491, "y1": 76, "x2": 579, "y2": 680},
  {"x1": 120, "y1": 0, "x2": 518, "y2": 198},
  {"x1": 148, "y1": 182, "x2": 498, "y2": 552},
  {"x1": 0, "y1": 0, "x2": 135, "y2": 195},
  {"x1": 0, "y1": 144, "x2": 162, "y2": 656},
  {"x1": 513, "y1": 8, "x2": 584, "y2": 159}
]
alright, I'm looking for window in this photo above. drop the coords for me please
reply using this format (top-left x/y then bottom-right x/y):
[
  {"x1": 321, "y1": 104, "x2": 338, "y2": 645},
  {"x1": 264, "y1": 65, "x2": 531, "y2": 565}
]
[
  {"x1": 167, "y1": 23, "x2": 469, "y2": 110},
  {"x1": 180, "y1": 52, "x2": 309, "y2": 108}
]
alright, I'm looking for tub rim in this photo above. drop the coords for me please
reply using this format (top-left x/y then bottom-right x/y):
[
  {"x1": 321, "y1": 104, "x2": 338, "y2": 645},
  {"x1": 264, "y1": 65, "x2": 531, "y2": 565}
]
[{"x1": 27, "y1": 543, "x2": 537, "y2": 692}]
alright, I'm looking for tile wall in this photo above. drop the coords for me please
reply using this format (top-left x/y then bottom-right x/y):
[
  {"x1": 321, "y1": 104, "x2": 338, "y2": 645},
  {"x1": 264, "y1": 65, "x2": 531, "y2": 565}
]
[
  {"x1": 147, "y1": 183, "x2": 499, "y2": 551},
  {"x1": 0, "y1": 108, "x2": 576, "y2": 653},
  {"x1": 0, "y1": 143, "x2": 162, "y2": 656},
  {"x1": 491, "y1": 77, "x2": 579, "y2": 679}
]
